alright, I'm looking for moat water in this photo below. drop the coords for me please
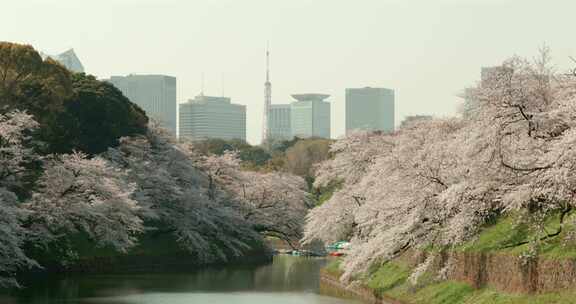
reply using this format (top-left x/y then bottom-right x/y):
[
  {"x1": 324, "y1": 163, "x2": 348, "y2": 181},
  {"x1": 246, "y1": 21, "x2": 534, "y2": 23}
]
[{"x1": 1, "y1": 256, "x2": 361, "y2": 304}]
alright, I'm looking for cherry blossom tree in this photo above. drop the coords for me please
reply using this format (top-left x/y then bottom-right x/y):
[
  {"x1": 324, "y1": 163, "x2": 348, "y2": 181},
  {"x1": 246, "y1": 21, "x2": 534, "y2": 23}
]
[
  {"x1": 304, "y1": 49, "x2": 576, "y2": 281},
  {"x1": 0, "y1": 189, "x2": 36, "y2": 287},
  {"x1": 24, "y1": 152, "x2": 143, "y2": 253},
  {"x1": 198, "y1": 151, "x2": 312, "y2": 249},
  {"x1": 0, "y1": 110, "x2": 38, "y2": 287},
  {"x1": 105, "y1": 126, "x2": 264, "y2": 263},
  {"x1": 0, "y1": 110, "x2": 39, "y2": 191}
]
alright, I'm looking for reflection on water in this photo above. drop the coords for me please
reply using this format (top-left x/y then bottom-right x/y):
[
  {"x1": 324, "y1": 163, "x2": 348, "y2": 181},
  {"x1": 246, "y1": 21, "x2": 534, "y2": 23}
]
[
  {"x1": 1, "y1": 256, "x2": 361, "y2": 304},
  {"x1": 84, "y1": 292, "x2": 356, "y2": 304}
]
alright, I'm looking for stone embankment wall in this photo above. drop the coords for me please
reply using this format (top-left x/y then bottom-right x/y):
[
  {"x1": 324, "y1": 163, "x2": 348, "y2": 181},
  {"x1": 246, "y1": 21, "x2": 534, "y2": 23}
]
[
  {"x1": 320, "y1": 251, "x2": 576, "y2": 303},
  {"x1": 408, "y1": 250, "x2": 576, "y2": 294}
]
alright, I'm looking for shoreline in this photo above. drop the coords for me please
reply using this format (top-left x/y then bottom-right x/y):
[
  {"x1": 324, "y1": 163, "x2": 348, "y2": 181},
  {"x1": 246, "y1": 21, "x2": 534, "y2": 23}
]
[{"x1": 320, "y1": 269, "x2": 401, "y2": 304}]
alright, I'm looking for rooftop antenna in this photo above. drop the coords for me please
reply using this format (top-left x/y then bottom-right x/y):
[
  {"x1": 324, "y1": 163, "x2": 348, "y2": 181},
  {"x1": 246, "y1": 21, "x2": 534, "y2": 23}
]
[
  {"x1": 221, "y1": 72, "x2": 225, "y2": 97},
  {"x1": 266, "y1": 41, "x2": 270, "y2": 83},
  {"x1": 200, "y1": 72, "x2": 205, "y2": 96},
  {"x1": 262, "y1": 41, "x2": 272, "y2": 145}
]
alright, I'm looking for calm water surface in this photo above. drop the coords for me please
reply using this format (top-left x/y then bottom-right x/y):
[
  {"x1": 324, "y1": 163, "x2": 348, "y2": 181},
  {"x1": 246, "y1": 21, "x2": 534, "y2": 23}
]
[{"x1": 1, "y1": 256, "x2": 361, "y2": 304}]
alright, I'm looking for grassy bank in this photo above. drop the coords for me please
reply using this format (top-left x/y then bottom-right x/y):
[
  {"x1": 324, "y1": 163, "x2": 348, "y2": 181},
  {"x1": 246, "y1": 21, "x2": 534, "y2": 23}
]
[{"x1": 455, "y1": 211, "x2": 576, "y2": 259}]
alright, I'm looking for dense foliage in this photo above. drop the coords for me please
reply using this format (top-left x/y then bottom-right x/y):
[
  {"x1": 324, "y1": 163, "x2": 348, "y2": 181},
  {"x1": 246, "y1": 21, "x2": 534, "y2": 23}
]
[
  {"x1": 0, "y1": 42, "x2": 148, "y2": 155},
  {"x1": 0, "y1": 111, "x2": 39, "y2": 287},
  {"x1": 52, "y1": 73, "x2": 148, "y2": 154},
  {"x1": 0, "y1": 41, "x2": 310, "y2": 287},
  {"x1": 106, "y1": 127, "x2": 267, "y2": 262},
  {"x1": 198, "y1": 150, "x2": 312, "y2": 248},
  {"x1": 282, "y1": 138, "x2": 331, "y2": 178},
  {"x1": 304, "y1": 49, "x2": 576, "y2": 281},
  {"x1": 193, "y1": 137, "x2": 331, "y2": 176},
  {"x1": 0, "y1": 42, "x2": 72, "y2": 119}
]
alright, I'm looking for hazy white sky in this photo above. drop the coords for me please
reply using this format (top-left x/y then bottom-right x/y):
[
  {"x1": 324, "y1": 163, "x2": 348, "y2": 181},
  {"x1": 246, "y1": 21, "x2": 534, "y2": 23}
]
[{"x1": 2, "y1": 0, "x2": 575, "y2": 144}]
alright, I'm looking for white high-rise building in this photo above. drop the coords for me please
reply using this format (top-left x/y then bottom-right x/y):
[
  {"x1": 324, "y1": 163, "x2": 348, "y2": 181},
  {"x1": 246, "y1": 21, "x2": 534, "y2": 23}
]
[
  {"x1": 107, "y1": 75, "x2": 177, "y2": 135},
  {"x1": 179, "y1": 95, "x2": 246, "y2": 141},
  {"x1": 268, "y1": 104, "x2": 292, "y2": 140},
  {"x1": 290, "y1": 94, "x2": 331, "y2": 139}
]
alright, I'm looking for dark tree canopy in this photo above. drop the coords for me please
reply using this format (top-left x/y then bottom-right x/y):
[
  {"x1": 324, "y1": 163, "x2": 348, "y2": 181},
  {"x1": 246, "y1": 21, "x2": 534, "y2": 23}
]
[
  {"x1": 51, "y1": 73, "x2": 148, "y2": 154},
  {"x1": 238, "y1": 146, "x2": 271, "y2": 167},
  {"x1": 283, "y1": 138, "x2": 331, "y2": 177},
  {"x1": 267, "y1": 136, "x2": 302, "y2": 153},
  {"x1": 0, "y1": 41, "x2": 73, "y2": 123},
  {"x1": 0, "y1": 42, "x2": 148, "y2": 155},
  {"x1": 193, "y1": 138, "x2": 251, "y2": 155}
]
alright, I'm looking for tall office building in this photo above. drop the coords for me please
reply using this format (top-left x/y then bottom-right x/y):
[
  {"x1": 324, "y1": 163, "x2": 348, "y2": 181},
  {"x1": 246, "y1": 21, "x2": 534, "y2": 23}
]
[
  {"x1": 268, "y1": 104, "x2": 292, "y2": 140},
  {"x1": 179, "y1": 95, "x2": 246, "y2": 141},
  {"x1": 345, "y1": 87, "x2": 395, "y2": 134},
  {"x1": 290, "y1": 94, "x2": 331, "y2": 139},
  {"x1": 107, "y1": 75, "x2": 177, "y2": 135},
  {"x1": 41, "y1": 49, "x2": 85, "y2": 73}
]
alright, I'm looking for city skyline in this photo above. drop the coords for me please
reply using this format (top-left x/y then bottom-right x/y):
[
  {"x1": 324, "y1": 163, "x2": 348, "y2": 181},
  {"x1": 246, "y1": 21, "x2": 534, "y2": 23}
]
[
  {"x1": 7, "y1": 0, "x2": 575, "y2": 144},
  {"x1": 52, "y1": 47, "x2": 394, "y2": 143}
]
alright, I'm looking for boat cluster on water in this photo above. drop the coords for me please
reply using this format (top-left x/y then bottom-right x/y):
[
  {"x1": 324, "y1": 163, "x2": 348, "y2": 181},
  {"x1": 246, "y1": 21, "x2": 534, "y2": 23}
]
[
  {"x1": 274, "y1": 241, "x2": 351, "y2": 257},
  {"x1": 326, "y1": 241, "x2": 350, "y2": 257}
]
